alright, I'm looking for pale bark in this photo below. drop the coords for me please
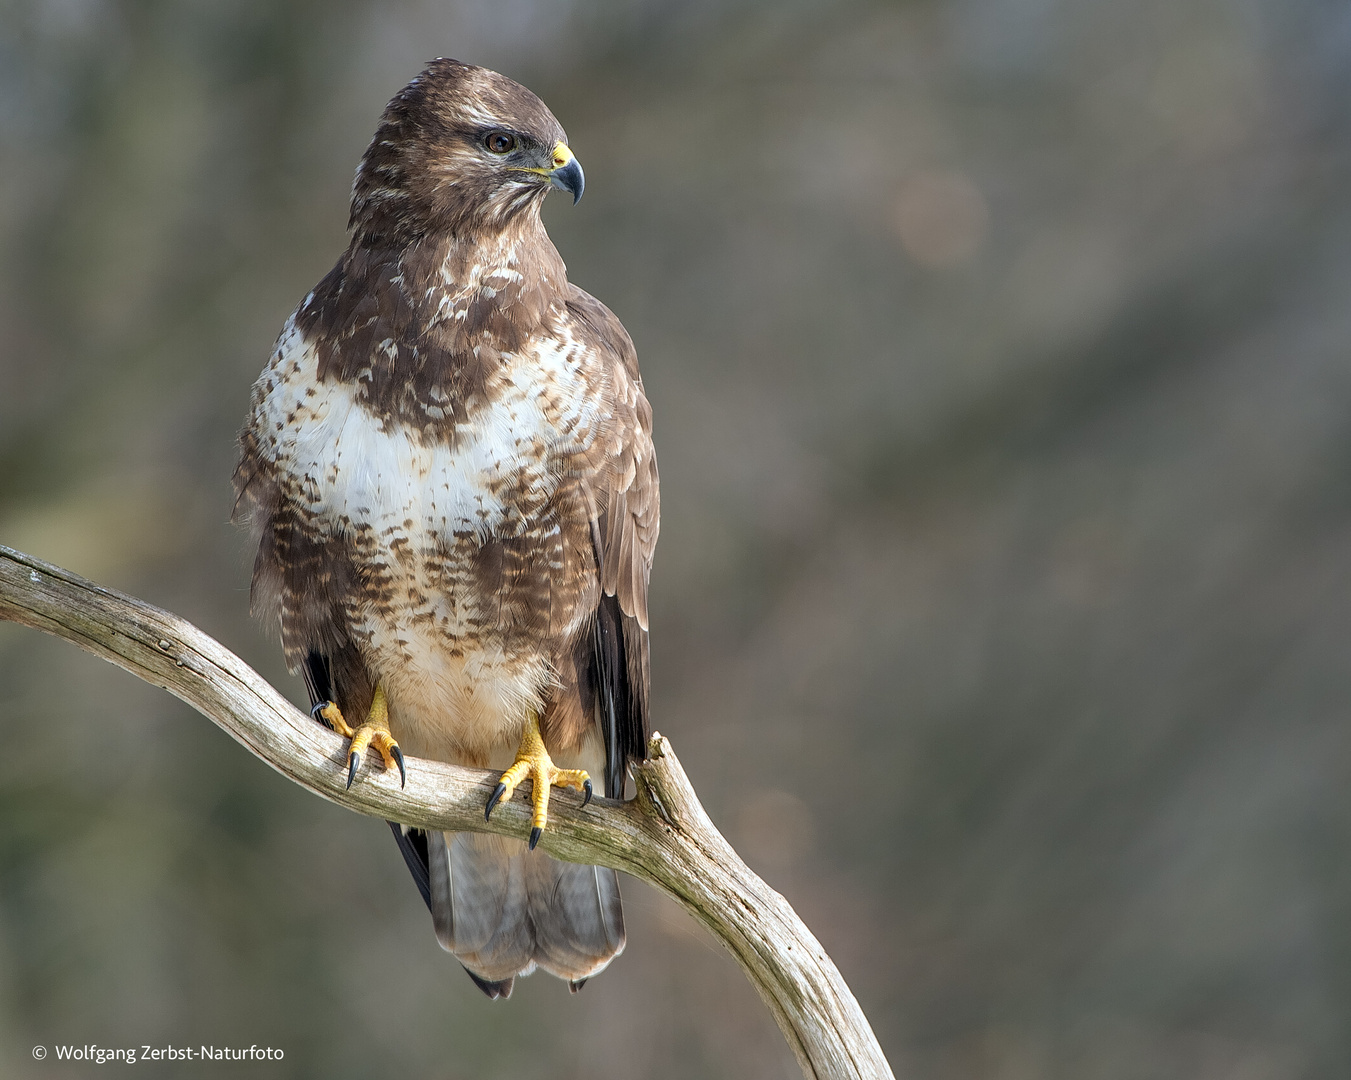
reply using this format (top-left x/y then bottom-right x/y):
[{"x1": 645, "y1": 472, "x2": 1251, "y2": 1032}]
[{"x1": 0, "y1": 545, "x2": 895, "y2": 1080}]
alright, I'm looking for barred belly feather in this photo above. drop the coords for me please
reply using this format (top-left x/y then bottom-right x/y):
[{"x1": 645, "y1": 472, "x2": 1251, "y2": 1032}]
[{"x1": 247, "y1": 313, "x2": 601, "y2": 763}]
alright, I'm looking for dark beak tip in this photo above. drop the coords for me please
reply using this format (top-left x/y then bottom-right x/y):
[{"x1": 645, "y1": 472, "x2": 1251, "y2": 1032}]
[{"x1": 552, "y1": 159, "x2": 585, "y2": 205}]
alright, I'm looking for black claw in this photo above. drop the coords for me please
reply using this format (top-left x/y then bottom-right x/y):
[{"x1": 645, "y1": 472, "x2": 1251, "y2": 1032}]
[
  {"x1": 582, "y1": 778, "x2": 593, "y2": 808},
  {"x1": 391, "y1": 745, "x2": 406, "y2": 788},
  {"x1": 485, "y1": 783, "x2": 506, "y2": 822},
  {"x1": 346, "y1": 750, "x2": 360, "y2": 790},
  {"x1": 311, "y1": 700, "x2": 334, "y2": 726},
  {"x1": 528, "y1": 826, "x2": 542, "y2": 851}
]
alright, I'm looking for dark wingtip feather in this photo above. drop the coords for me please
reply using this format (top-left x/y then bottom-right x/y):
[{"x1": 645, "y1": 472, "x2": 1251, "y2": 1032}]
[
  {"x1": 463, "y1": 968, "x2": 514, "y2": 999},
  {"x1": 593, "y1": 592, "x2": 649, "y2": 799},
  {"x1": 387, "y1": 822, "x2": 432, "y2": 911},
  {"x1": 302, "y1": 651, "x2": 334, "y2": 712}
]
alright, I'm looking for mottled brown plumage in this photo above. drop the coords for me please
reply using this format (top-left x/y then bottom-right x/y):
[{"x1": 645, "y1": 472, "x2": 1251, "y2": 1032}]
[{"x1": 234, "y1": 58, "x2": 657, "y2": 996}]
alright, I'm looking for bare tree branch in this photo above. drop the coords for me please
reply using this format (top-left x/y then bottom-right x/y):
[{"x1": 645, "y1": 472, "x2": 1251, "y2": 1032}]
[{"x1": 0, "y1": 544, "x2": 894, "y2": 1080}]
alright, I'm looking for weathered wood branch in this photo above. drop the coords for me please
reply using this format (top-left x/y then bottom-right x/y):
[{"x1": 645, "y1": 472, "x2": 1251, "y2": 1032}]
[{"x1": 0, "y1": 544, "x2": 894, "y2": 1080}]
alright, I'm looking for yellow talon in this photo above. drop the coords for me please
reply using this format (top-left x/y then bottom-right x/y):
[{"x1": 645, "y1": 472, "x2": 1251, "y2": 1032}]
[
  {"x1": 315, "y1": 700, "x2": 353, "y2": 737},
  {"x1": 485, "y1": 711, "x2": 592, "y2": 849},
  {"x1": 314, "y1": 686, "x2": 405, "y2": 789}
]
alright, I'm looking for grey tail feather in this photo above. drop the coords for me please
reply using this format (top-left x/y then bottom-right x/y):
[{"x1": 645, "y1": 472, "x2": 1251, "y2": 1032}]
[
  {"x1": 427, "y1": 830, "x2": 625, "y2": 989},
  {"x1": 387, "y1": 824, "x2": 514, "y2": 999}
]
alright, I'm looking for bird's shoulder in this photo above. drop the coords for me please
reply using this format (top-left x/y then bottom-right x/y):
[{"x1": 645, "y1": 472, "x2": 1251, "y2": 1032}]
[
  {"x1": 561, "y1": 284, "x2": 639, "y2": 378},
  {"x1": 555, "y1": 285, "x2": 659, "y2": 621}
]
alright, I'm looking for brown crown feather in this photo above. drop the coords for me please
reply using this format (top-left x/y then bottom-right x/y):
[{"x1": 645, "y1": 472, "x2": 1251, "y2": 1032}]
[{"x1": 349, "y1": 58, "x2": 569, "y2": 244}]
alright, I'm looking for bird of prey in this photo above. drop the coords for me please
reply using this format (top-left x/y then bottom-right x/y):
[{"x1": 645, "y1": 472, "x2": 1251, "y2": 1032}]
[{"x1": 233, "y1": 58, "x2": 657, "y2": 998}]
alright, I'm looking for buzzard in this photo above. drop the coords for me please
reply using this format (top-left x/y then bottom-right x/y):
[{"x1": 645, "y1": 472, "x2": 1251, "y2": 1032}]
[{"x1": 233, "y1": 58, "x2": 658, "y2": 998}]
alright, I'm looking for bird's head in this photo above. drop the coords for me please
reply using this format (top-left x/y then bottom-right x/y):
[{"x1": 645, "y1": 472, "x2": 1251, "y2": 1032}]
[{"x1": 349, "y1": 58, "x2": 584, "y2": 244}]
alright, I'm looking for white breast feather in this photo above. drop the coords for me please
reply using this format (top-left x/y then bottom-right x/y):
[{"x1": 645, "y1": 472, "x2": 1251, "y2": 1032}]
[{"x1": 250, "y1": 313, "x2": 600, "y2": 762}]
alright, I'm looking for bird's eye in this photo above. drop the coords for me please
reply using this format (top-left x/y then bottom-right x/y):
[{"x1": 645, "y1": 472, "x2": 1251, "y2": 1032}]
[{"x1": 484, "y1": 131, "x2": 517, "y2": 154}]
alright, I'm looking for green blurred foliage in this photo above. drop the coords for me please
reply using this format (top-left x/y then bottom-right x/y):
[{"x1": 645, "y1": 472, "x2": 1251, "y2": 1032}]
[{"x1": 3, "y1": 0, "x2": 1351, "y2": 1076}]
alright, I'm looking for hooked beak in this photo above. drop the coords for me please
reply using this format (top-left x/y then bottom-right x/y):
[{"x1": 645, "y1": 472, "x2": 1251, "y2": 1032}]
[{"x1": 548, "y1": 142, "x2": 585, "y2": 204}]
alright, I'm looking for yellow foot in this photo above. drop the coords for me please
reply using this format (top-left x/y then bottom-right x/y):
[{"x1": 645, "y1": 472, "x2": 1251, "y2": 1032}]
[
  {"x1": 484, "y1": 712, "x2": 592, "y2": 850},
  {"x1": 311, "y1": 684, "x2": 405, "y2": 789}
]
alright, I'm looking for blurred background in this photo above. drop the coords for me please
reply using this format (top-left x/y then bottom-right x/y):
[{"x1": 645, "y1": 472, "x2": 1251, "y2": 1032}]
[{"x1": 2, "y1": 0, "x2": 1350, "y2": 1076}]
